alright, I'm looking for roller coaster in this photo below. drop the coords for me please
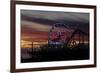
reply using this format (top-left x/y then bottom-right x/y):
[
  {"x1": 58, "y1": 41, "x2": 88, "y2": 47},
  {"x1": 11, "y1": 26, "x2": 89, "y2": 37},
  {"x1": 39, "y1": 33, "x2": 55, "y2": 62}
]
[
  {"x1": 22, "y1": 23, "x2": 89, "y2": 62},
  {"x1": 48, "y1": 23, "x2": 88, "y2": 48}
]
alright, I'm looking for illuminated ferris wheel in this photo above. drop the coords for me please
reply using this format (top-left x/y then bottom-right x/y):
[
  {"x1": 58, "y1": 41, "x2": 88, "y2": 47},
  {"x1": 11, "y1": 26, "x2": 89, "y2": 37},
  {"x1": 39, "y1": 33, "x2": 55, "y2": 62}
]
[{"x1": 48, "y1": 23, "x2": 70, "y2": 47}]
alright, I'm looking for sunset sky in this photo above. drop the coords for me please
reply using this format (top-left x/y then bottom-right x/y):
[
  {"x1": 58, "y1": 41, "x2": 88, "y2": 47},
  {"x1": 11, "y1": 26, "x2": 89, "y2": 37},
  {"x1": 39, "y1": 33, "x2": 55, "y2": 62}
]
[{"x1": 21, "y1": 10, "x2": 89, "y2": 49}]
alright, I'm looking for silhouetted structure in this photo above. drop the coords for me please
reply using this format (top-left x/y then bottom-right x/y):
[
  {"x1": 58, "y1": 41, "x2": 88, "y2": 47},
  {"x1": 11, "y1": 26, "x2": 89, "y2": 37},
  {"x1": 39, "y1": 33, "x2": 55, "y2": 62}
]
[
  {"x1": 48, "y1": 23, "x2": 70, "y2": 48},
  {"x1": 48, "y1": 23, "x2": 89, "y2": 48},
  {"x1": 21, "y1": 23, "x2": 89, "y2": 63},
  {"x1": 66, "y1": 29, "x2": 89, "y2": 47}
]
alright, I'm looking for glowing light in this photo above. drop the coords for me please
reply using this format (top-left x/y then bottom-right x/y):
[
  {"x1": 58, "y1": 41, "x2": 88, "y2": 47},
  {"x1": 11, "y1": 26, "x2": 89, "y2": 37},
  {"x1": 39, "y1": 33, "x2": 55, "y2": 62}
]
[{"x1": 21, "y1": 40, "x2": 48, "y2": 49}]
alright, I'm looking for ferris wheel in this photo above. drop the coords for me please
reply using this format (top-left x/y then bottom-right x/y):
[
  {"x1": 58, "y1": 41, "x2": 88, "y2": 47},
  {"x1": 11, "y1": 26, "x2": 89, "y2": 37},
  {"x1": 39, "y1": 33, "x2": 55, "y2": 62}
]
[{"x1": 48, "y1": 23, "x2": 71, "y2": 47}]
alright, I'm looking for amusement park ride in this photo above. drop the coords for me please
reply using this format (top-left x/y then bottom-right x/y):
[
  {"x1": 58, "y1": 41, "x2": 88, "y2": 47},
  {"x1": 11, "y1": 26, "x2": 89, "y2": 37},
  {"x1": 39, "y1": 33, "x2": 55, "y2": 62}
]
[
  {"x1": 48, "y1": 23, "x2": 88, "y2": 48},
  {"x1": 28, "y1": 23, "x2": 89, "y2": 50},
  {"x1": 24, "y1": 23, "x2": 89, "y2": 62}
]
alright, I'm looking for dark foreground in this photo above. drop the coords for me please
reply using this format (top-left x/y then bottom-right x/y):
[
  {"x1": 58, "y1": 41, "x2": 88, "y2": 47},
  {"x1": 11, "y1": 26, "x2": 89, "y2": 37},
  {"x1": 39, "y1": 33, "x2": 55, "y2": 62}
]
[{"x1": 21, "y1": 44, "x2": 89, "y2": 63}]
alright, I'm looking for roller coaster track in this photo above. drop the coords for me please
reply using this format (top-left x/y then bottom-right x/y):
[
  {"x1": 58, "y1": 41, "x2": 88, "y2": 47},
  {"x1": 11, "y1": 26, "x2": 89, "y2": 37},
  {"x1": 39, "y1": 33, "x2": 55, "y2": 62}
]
[{"x1": 48, "y1": 23, "x2": 88, "y2": 46}]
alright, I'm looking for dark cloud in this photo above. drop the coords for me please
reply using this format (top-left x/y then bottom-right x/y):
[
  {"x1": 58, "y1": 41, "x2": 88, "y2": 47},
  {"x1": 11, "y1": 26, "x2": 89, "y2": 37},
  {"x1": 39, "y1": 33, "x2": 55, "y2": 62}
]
[
  {"x1": 21, "y1": 10, "x2": 89, "y2": 41},
  {"x1": 21, "y1": 10, "x2": 89, "y2": 32},
  {"x1": 21, "y1": 10, "x2": 89, "y2": 23}
]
